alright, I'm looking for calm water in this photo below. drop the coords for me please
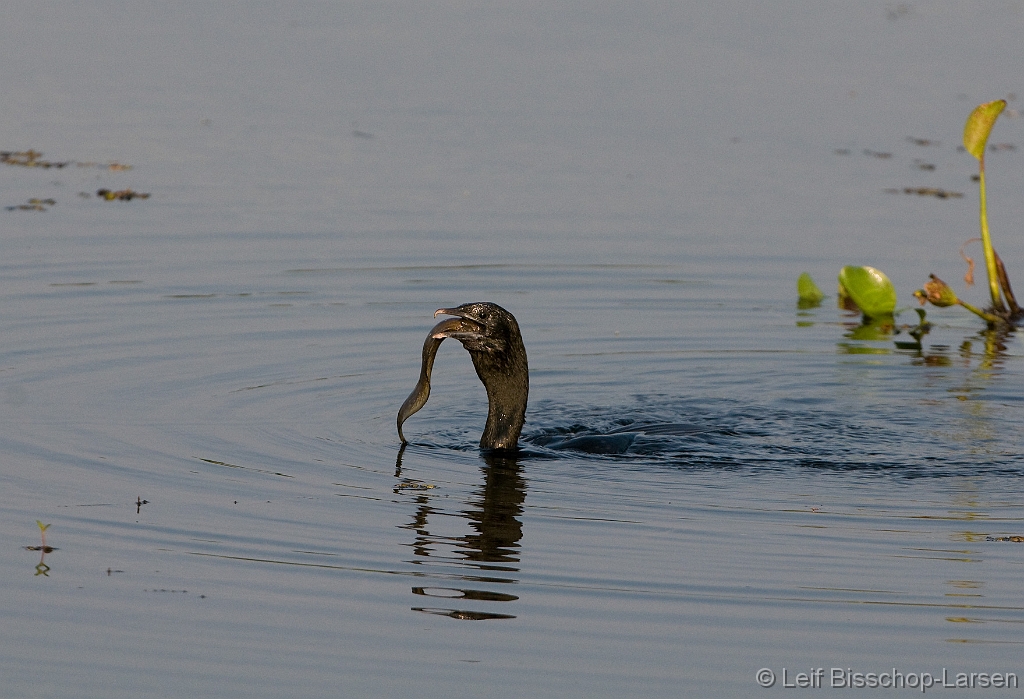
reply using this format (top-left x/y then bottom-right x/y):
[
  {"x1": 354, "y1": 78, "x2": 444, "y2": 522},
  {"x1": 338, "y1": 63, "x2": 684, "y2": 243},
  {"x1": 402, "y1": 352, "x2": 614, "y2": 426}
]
[{"x1": 3, "y1": 3, "x2": 1024, "y2": 697}]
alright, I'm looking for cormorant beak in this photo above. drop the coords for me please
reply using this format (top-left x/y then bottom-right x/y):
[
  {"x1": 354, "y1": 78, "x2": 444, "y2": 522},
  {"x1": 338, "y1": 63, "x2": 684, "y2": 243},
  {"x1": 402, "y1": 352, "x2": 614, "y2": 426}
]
[
  {"x1": 434, "y1": 307, "x2": 468, "y2": 319},
  {"x1": 430, "y1": 308, "x2": 486, "y2": 342}
]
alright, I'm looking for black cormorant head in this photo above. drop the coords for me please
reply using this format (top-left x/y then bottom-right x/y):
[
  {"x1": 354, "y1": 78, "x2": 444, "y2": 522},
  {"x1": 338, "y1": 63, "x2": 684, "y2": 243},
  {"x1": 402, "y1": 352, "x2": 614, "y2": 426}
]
[{"x1": 431, "y1": 302, "x2": 522, "y2": 357}]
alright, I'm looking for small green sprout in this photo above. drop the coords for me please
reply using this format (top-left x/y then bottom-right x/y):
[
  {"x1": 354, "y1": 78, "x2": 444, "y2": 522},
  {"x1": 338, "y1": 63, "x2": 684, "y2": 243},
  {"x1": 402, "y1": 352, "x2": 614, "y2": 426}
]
[
  {"x1": 797, "y1": 273, "x2": 826, "y2": 308},
  {"x1": 36, "y1": 520, "x2": 50, "y2": 547}
]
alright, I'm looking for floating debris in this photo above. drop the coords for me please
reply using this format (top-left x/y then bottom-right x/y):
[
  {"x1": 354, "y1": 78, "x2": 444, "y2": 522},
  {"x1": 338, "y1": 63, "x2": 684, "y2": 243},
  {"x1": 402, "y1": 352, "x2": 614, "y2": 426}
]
[
  {"x1": 1, "y1": 150, "x2": 71, "y2": 168},
  {"x1": 96, "y1": 188, "x2": 150, "y2": 201},
  {"x1": 989, "y1": 142, "x2": 1016, "y2": 152},
  {"x1": 394, "y1": 482, "x2": 436, "y2": 491},
  {"x1": 986, "y1": 536, "x2": 1024, "y2": 542},
  {"x1": 77, "y1": 161, "x2": 133, "y2": 170},
  {"x1": 833, "y1": 148, "x2": 851, "y2": 155},
  {"x1": 912, "y1": 160, "x2": 936, "y2": 171},
  {"x1": 884, "y1": 187, "x2": 963, "y2": 199},
  {"x1": 906, "y1": 137, "x2": 940, "y2": 147},
  {"x1": 863, "y1": 149, "x2": 892, "y2": 159},
  {"x1": 2, "y1": 150, "x2": 133, "y2": 170},
  {"x1": 5, "y1": 198, "x2": 56, "y2": 211}
]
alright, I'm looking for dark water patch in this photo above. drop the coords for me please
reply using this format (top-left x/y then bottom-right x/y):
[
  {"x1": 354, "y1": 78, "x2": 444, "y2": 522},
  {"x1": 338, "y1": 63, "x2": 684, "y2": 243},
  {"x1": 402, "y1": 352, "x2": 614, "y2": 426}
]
[{"x1": 518, "y1": 398, "x2": 1024, "y2": 478}]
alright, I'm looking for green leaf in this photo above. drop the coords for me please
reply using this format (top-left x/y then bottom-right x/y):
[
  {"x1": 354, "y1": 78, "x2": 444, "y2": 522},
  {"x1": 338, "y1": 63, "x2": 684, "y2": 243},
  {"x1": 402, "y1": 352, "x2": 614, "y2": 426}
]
[
  {"x1": 36, "y1": 520, "x2": 50, "y2": 532},
  {"x1": 797, "y1": 272, "x2": 826, "y2": 307},
  {"x1": 963, "y1": 100, "x2": 1007, "y2": 160},
  {"x1": 837, "y1": 266, "x2": 897, "y2": 319}
]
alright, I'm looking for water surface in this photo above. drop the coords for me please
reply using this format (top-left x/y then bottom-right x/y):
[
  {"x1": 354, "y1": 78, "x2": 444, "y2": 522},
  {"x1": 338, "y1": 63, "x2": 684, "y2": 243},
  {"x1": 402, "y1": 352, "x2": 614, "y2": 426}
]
[{"x1": 2, "y1": 3, "x2": 1024, "y2": 697}]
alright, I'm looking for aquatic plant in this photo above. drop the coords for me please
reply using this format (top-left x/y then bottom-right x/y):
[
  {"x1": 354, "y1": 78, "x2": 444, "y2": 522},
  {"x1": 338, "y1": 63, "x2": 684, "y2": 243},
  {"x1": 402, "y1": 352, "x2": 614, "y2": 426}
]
[
  {"x1": 964, "y1": 100, "x2": 1007, "y2": 310},
  {"x1": 917, "y1": 99, "x2": 1021, "y2": 325},
  {"x1": 837, "y1": 265, "x2": 896, "y2": 319},
  {"x1": 914, "y1": 274, "x2": 1002, "y2": 324},
  {"x1": 29, "y1": 522, "x2": 53, "y2": 577},
  {"x1": 36, "y1": 520, "x2": 50, "y2": 548},
  {"x1": 796, "y1": 272, "x2": 825, "y2": 308}
]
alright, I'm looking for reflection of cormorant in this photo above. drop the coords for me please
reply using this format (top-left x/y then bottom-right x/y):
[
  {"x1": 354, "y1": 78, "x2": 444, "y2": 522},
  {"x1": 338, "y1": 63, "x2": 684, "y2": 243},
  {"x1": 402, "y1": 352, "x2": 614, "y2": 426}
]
[
  {"x1": 394, "y1": 445, "x2": 526, "y2": 566},
  {"x1": 394, "y1": 445, "x2": 526, "y2": 620},
  {"x1": 461, "y1": 451, "x2": 526, "y2": 566},
  {"x1": 397, "y1": 302, "x2": 639, "y2": 453},
  {"x1": 398, "y1": 303, "x2": 528, "y2": 451}
]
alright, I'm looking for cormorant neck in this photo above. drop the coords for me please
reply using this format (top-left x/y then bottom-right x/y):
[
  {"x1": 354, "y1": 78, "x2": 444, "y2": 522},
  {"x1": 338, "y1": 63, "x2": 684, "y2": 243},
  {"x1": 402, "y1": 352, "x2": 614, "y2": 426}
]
[{"x1": 468, "y1": 337, "x2": 528, "y2": 451}]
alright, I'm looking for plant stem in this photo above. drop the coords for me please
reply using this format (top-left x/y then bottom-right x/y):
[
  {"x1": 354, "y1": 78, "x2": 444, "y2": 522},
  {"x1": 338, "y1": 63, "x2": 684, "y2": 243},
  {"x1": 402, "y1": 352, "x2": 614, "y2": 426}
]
[
  {"x1": 957, "y1": 299, "x2": 1004, "y2": 325},
  {"x1": 978, "y1": 162, "x2": 1006, "y2": 312}
]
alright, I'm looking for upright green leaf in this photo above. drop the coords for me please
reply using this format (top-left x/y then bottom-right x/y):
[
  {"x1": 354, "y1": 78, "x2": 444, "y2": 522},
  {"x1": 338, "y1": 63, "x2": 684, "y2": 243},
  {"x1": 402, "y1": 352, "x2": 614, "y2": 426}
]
[
  {"x1": 963, "y1": 100, "x2": 1006, "y2": 161},
  {"x1": 963, "y1": 99, "x2": 1008, "y2": 311},
  {"x1": 797, "y1": 272, "x2": 825, "y2": 307},
  {"x1": 838, "y1": 266, "x2": 897, "y2": 319}
]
